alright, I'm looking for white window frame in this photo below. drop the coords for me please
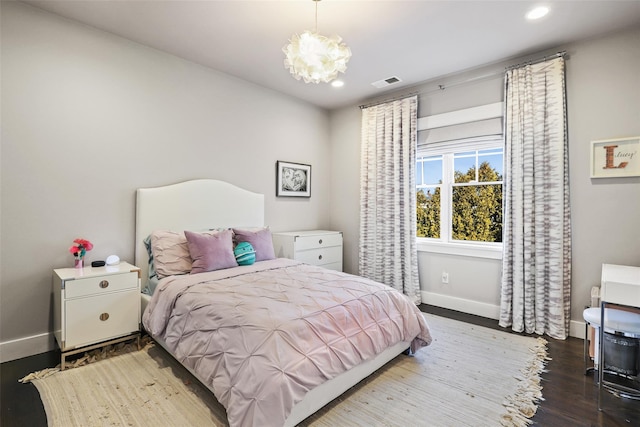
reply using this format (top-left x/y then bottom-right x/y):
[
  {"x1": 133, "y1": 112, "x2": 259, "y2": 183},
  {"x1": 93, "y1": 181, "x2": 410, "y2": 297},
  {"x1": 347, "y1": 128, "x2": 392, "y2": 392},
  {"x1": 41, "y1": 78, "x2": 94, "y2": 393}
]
[{"x1": 416, "y1": 103, "x2": 504, "y2": 260}]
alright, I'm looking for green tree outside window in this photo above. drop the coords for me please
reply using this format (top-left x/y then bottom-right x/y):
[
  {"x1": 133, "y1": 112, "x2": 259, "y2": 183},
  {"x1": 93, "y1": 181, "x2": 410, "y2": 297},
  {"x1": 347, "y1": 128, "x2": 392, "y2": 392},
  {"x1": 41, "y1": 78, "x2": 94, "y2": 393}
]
[{"x1": 417, "y1": 160, "x2": 502, "y2": 243}]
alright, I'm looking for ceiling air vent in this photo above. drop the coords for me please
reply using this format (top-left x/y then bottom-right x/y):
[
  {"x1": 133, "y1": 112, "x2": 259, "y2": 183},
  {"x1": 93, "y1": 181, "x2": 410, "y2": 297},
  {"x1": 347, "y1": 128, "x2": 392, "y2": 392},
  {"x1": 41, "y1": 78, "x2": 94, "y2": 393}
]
[{"x1": 371, "y1": 76, "x2": 403, "y2": 89}]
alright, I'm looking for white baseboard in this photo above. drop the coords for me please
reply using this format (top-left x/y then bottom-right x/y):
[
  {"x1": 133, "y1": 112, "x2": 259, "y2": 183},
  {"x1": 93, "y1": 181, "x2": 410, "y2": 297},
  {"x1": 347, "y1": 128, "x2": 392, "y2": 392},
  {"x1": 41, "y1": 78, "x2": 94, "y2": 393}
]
[
  {"x1": 570, "y1": 320, "x2": 586, "y2": 340},
  {"x1": 0, "y1": 332, "x2": 56, "y2": 363},
  {"x1": 422, "y1": 291, "x2": 500, "y2": 320},
  {"x1": 422, "y1": 291, "x2": 585, "y2": 339}
]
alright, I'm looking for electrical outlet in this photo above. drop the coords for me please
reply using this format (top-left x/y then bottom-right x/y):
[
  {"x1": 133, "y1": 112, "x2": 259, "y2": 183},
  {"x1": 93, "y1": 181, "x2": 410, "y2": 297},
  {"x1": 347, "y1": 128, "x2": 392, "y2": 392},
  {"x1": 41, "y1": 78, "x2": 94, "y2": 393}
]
[{"x1": 441, "y1": 271, "x2": 449, "y2": 284}]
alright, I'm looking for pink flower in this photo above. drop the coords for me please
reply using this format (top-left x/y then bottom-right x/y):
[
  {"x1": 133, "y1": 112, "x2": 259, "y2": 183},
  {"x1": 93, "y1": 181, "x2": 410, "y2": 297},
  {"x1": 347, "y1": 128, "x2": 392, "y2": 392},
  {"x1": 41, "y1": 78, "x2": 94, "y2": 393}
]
[
  {"x1": 74, "y1": 238, "x2": 94, "y2": 251},
  {"x1": 69, "y1": 238, "x2": 93, "y2": 258}
]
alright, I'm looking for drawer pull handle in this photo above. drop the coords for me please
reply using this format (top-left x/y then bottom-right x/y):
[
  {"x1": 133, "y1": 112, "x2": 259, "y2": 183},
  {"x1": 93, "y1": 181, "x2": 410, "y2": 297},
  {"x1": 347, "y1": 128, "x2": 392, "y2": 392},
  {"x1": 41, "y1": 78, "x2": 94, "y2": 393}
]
[
  {"x1": 99, "y1": 280, "x2": 109, "y2": 289},
  {"x1": 99, "y1": 313, "x2": 110, "y2": 321},
  {"x1": 318, "y1": 255, "x2": 323, "y2": 260},
  {"x1": 319, "y1": 239, "x2": 323, "y2": 245}
]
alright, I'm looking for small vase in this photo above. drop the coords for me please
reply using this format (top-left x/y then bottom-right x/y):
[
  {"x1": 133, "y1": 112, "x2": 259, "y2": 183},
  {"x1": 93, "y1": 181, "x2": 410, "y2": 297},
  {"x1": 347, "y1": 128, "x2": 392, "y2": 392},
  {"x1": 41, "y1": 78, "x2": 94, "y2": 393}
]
[{"x1": 74, "y1": 258, "x2": 83, "y2": 269}]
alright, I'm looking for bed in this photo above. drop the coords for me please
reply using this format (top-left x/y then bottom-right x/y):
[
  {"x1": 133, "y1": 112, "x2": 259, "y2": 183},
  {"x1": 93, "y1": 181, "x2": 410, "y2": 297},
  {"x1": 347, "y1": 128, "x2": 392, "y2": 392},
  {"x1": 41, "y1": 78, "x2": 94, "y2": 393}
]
[{"x1": 135, "y1": 179, "x2": 432, "y2": 427}]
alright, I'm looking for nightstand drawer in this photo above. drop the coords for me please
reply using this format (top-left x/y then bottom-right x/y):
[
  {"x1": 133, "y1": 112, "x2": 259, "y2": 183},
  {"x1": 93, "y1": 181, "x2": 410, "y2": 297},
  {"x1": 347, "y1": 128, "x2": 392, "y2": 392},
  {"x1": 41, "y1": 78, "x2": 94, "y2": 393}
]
[
  {"x1": 65, "y1": 272, "x2": 138, "y2": 299},
  {"x1": 296, "y1": 246, "x2": 342, "y2": 266},
  {"x1": 295, "y1": 233, "x2": 342, "y2": 251},
  {"x1": 65, "y1": 289, "x2": 139, "y2": 349}
]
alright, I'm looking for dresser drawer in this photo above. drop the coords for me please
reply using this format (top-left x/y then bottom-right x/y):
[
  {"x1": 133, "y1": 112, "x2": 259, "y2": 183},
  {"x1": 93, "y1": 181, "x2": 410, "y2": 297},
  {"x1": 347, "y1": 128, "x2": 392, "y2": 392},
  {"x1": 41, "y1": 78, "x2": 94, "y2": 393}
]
[
  {"x1": 65, "y1": 272, "x2": 138, "y2": 299},
  {"x1": 272, "y1": 230, "x2": 343, "y2": 272},
  {"x1": 296, "y1": 246, "x2": 342, "y2": 266},
  {"x1": 320, "y1": 261, "x2": 342, "y2": 272},
  {"x1": 65, "y1": 289, "x2": 139, "y2": 349},
  {"x1": 294, "y1": 233, "x2": 342, "y2": 251}
]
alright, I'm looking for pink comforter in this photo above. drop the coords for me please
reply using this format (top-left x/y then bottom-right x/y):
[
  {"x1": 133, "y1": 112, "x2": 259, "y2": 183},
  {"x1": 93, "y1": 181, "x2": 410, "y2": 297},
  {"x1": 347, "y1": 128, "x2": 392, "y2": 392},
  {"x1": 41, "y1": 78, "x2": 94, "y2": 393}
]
[{"x1": 143, "y1": 258, "x2": 432, "y2": 427}]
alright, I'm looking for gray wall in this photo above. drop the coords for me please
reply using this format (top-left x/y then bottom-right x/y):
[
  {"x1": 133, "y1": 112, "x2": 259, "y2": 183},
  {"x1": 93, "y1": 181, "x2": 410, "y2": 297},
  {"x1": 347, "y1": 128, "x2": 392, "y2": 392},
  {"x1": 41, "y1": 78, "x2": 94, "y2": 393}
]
[
  {"x1": 330, "y1": 26, "x2": 640, "y2": 335},
  {"x1": 1, "y1": 2, "x2": 331, "y2": 360},
  {"x1": 567, "y1": 27, "x2": 640, "y2": 319}
]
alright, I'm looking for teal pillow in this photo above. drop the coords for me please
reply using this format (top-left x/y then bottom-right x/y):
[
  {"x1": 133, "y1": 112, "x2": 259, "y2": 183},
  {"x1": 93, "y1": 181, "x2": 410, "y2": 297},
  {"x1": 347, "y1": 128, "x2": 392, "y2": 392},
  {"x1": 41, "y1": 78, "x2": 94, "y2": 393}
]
[{"x1": 234, "y1": 241, "x2": 256, "y2": 265}]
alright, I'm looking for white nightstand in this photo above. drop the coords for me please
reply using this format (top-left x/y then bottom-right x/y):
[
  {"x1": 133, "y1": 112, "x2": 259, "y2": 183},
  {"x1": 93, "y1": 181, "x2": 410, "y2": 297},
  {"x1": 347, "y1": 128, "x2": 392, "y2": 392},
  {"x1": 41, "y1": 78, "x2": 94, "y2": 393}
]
[
  {"x1": 272, "y1": 230, "x2": 343, "y2": 271},
  {"x1": 53, "y1": 262, "x2": 141, "y2": 369}
]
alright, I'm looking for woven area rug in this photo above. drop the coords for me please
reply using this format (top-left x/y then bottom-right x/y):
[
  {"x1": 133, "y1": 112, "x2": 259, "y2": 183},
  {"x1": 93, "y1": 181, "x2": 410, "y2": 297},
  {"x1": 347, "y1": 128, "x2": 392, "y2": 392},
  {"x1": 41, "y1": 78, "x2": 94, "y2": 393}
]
[{"x1": 22, "y1": 314, "x2": 547, "y2": 426}]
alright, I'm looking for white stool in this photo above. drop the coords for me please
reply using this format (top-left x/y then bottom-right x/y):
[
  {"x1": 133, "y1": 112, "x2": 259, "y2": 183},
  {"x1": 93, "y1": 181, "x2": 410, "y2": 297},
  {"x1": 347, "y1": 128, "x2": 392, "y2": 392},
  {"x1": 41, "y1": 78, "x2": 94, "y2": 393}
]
[{"x1": 583, "y1": 307, "x2": 640, "y2": 375}]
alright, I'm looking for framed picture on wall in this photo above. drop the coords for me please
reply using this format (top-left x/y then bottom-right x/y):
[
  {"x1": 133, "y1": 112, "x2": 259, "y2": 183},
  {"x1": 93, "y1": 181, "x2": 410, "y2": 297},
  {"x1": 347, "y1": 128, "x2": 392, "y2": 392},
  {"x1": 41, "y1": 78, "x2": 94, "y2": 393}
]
[
  {"x1": 590, "y1": 137, "x2": 640, "y2": 178},
  {"x1": 276, "y1": 161, "x2": 311, "y2": 197}
]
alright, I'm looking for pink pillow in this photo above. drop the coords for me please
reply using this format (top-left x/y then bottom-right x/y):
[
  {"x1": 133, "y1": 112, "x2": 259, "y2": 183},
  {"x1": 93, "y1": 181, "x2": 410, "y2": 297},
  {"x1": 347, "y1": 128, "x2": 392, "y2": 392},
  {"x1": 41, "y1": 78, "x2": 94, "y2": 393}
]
[
  {"x1": 185, "y1": 229, "x2": 237, "y2": 274},
  {"x1": 149, "y1": 230, "x2": 192, "y2": 279},
  {"x1": 233, "y1": 228, "x2": 276, "y2": 262}
]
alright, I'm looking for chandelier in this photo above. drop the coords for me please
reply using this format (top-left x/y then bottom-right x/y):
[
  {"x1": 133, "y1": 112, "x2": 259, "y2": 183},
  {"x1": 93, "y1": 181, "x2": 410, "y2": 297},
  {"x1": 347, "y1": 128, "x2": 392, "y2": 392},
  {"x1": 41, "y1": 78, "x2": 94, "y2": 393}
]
[{"x1": 283, "y1": 0, "x2": 351, "y2": 84}]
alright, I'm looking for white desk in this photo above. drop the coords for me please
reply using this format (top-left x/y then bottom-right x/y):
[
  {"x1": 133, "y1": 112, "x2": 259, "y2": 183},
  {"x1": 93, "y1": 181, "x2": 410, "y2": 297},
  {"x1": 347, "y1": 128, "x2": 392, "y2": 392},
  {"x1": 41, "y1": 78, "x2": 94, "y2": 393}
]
[
  {"x1": 598, "y1": 264, "x2": 640, "y2": 410},
  {"x1": 600, "y1": 264, "x2": 640, "y2": 307}
]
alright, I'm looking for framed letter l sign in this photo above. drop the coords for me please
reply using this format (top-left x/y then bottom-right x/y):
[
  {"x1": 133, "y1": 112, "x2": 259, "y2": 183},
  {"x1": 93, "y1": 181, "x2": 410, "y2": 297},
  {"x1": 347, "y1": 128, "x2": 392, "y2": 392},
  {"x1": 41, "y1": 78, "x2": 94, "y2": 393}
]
[{"x1": 590, "y1": 137, "x2": 640, "y2": 178}]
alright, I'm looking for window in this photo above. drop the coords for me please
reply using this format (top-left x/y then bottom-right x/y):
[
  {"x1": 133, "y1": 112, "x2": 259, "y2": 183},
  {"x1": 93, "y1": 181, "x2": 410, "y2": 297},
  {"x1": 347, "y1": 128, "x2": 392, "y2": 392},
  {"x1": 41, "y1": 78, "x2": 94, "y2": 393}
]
[{"x1": 416, "y1": 141, "x2": 503, "y2": 245}]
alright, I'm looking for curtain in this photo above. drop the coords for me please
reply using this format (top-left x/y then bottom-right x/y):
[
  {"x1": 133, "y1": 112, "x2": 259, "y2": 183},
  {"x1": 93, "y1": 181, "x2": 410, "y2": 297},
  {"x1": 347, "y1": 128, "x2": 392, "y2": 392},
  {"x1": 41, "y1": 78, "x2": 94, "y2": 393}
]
[
  {"x1": 359, "y1": 96, "x2": 420, "y2": 304},
  {"x1": 499, "y1": 57, "x2": 571, "y2": 340}
]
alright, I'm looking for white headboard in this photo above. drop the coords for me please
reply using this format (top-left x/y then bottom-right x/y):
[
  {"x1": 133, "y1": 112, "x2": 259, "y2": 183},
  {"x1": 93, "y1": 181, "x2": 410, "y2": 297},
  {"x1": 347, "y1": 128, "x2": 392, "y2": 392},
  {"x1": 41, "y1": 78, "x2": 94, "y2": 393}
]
[{"x1": 135, "y1": 179, "x2": 265, "y2": 282}]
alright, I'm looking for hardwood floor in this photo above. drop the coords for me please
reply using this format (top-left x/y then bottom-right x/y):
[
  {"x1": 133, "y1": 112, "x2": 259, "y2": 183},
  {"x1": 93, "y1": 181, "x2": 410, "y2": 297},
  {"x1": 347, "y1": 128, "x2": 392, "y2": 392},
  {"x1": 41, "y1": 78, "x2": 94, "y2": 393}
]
[
  {"x1": 2, "y1": 306, "x2": 638, "y2": 426},
  {"x1": 424, "y1": 305, "x2": 640, "y2": 427},
  {"x1": 1, "y1": 350, "x2": 57, "y2": 427}
]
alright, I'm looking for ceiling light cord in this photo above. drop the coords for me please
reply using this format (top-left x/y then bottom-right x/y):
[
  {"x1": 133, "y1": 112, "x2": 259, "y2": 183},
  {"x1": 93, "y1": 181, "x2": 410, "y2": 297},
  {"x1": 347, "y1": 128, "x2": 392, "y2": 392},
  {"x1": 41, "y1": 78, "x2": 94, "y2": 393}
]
[{"x1": 314, "y1": 0, "x2": 319, "y2": 33}]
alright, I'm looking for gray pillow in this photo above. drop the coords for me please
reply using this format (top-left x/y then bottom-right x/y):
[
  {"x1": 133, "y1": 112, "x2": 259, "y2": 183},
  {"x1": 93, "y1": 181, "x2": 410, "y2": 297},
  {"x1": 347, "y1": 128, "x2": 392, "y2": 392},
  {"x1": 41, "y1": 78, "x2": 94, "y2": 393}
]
[
  {"x1": 142, "y1": 235, "x2": 159, "y2": 294},
  {"x1": 185, "y1": 229, "x2": 237, "y2": 274}
]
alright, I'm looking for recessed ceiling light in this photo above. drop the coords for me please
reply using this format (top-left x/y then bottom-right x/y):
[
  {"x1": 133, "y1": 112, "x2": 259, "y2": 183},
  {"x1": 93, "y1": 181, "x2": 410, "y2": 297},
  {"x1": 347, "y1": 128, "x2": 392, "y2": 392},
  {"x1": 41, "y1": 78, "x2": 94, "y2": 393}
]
[
  {"x1": 331, "y1": 80, "x2": 345, "y2": 88},
  {"x1": 526, "y1": 6, "x2": 549, "y2": 20}
]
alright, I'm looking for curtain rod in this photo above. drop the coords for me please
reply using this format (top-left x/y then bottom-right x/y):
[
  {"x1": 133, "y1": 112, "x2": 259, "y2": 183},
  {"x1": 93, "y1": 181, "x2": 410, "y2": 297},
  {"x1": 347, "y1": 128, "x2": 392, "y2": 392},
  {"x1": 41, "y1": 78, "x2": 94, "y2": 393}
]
[
  {"x1": 359, "y1": 71, "x2": 502, "y2": 109},
  {"x1": 359, "y1": 50, "x2": 567, "y2": 110},
  {"x1": 504, "y1": 51, "x2": 567, "y2": 71},
  {"x1": 358, "y1": 92, "x2": 420, "y2": 109}
]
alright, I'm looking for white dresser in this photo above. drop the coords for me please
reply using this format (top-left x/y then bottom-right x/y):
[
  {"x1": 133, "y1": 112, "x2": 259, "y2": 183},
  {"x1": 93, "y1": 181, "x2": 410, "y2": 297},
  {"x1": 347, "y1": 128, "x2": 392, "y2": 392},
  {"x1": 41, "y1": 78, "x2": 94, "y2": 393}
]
[
  {"x1": 53, "y1": 262, "x2": 141, "y2": 369},
  {"x1": 272, "y1": 230, "x2": 343, "y2": 271}
]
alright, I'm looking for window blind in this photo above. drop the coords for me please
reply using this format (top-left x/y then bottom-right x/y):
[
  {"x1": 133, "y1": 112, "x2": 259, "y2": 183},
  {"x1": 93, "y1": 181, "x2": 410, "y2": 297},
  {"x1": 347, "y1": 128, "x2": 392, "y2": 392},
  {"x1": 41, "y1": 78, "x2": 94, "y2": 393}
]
[{"x1": 418, "y1": 117, "x2": 503, "y2": 156}]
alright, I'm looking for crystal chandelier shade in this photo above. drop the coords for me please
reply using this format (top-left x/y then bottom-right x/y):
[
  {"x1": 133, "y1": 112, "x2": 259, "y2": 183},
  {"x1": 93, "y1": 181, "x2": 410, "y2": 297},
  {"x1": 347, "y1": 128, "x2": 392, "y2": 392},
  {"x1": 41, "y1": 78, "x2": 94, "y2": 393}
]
[{"x1": 283, "y1": 1, "x2": 351, "y2": 84}]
